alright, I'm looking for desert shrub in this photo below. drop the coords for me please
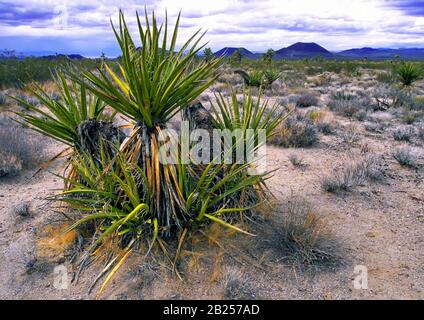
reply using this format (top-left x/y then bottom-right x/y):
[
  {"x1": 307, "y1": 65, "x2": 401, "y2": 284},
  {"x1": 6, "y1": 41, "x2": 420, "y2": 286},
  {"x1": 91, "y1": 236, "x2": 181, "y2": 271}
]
[
  {"x1": 393, "y1": 126, "x2": 414, "y2": 142},
  {"x1": 0, "y1": 116, "x2": 44, "y2": 177},
  {"x1": 401, "y1": 108, "x2": 417, "y2": 124},
  {"x1": 316, "y1": 121, "x2": 335, "y2": 135},
  {"x1": 288, "y1": 153, "x2": 305, "y2": 167},
  {"x1": 364, "y1": 122, "x2": 385, "y2": 133},
  {"x1": 393, "y1": 146, "x2": 419, "y2": 167},
  {"x1": 370, "y1": 84, "x2": 412, "y2": 110},
  {"x1": 396, "y1": 62, "x2": 422, "y2": 87},
  {"x1": 341, "y1": 124, "x2": 360, "y2": 146},
  {"x1": 271, "y1": 113, "x2": 318, "y2": 148},
  {"x1": 222, "y1": 267, "x2": 255, "y2": 300},
  {"x1": 413, "y1": 96, "x2": 424, "y2": 110},
  {"x1": 328, "y1": 91, "x2": 370, "y2": 117},
  {"x1": 322, "y1": 155, "x2": 384, "y2": 193},
  {"x1": 307, "y1": 110, "x2": 326, "y2": 123},
  {"x1": 256, "y1": 197, "x2": 340, "y2": 269},
  {"x1": 295, "y1": 92, "x2": 319, "y2": 108},
  {"x1": 376, "y1": 71, "x2": 396, "y2": 84}
]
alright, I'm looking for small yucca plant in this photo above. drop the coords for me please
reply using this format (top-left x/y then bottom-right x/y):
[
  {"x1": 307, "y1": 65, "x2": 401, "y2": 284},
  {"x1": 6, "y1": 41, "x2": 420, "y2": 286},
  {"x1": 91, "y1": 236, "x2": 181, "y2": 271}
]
[
  {"x1": 234, "y1": 70, "x2": 263, "y2": 87},
  {"x1": 263, "y1": 69, "x2": 280, "y2": 87},
  {"x1": 396, "y1": 62, "x2": 422, "y2": 87},
  {"x1": 13, "y1": 73, "x2": 114, "y2": 149}
]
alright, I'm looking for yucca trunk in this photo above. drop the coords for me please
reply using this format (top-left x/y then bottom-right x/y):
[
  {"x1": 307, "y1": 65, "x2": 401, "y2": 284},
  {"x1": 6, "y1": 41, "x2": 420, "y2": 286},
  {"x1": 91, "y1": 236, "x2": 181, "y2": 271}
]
[{"x1": 122, "y1": 124, "x2": 190, "y2": 237}]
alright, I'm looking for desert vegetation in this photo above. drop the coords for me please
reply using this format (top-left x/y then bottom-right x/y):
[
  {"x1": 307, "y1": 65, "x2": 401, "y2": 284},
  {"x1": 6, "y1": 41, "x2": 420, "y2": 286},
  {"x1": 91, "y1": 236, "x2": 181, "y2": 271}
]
[{"x1": 0, "y1": 10, "x2": 423, "y2": 300}]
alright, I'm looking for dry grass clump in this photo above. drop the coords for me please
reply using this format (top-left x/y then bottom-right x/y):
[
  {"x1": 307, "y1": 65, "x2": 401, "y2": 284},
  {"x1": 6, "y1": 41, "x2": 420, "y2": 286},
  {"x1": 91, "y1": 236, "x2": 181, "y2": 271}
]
[
  {"x1": 393, "y1": 146, "x2": 419, "y2": 168},
  {"x1": 393, "y1": 126, "x2": 415, "y2": 142},
  {"x1": 288, "y1": 153, "x2": 306, "y2": 168},
  {"x1": 340, "y1": 124, "x2": 360, "y2": 147},
  {"x1": 0, "y1": 115, "x2": 45, "y2": 177},
  {"x1": 36, "y1": 224, "x2": 78, "y2": 262},
  {"x1": 255, "y1": 197, "x2": 341, "y2": 270},
  {"x1": 222, "y1": 266, "x2": 256, "y2": 300},
  {"x1": 322, "y1": 155, "x2": 384, "y2": 193},
  {"x1": 295, "y1": 92, "x2": 319, "y2": 108},
  {"x1": 328, "y1": 91, "x2": 371, "y2": 118},
  {"x1": 270, "y1": 112, "x2": 318, "y2": 148}
]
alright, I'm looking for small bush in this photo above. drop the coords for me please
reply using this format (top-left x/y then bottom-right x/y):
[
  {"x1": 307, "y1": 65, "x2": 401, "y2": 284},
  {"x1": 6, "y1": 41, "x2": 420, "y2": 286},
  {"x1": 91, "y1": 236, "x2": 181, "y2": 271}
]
[
  {"x1": 364, "y1": 122, "x2": 385, "y2": 133},
  {"x1": 271, "y1": 113, "x2": 318, "y2": 148},
  {"x1": 341, "y1": 124, "x2": 360, "y2": 146},
  {"x1": 263, "y1": 69, "x2": 280, "y2": 87},
  {"x1": 234, "y1": 70, "x2": 263, "y2": 87},
  {"x1": 295, "y1": 93, "x2": 319, "y2": 108},
  {"x1": 222, "y1": 267, "x2": 255, "y2": 300},
  {"x1": 288, "y1": 153, "x2": 305, "y2": 167},
  {"x1": 328, "y1": 91, "x2": 370, "y2": 117},
  {"x1": 401, "y1": 108, "x2": 416, "y2": 124},
  {"x1": 0, "y1": 116, "x2": 44, "y2": 177},
  {"x1": 316, "y1": 121, "x2": 335, "y2": 135},
  {"x1": 322, "y1": 155, "x2": 384, "y2": 193},
  {"x1": 393, "y1": 147, "x2": 419, "y2": 167},
  {"x1": 256, "y1": 197, "x2": 340, "y2": 269},
  {"x1": 393, "y1": 127, "x2": 414, "y2": 142}
]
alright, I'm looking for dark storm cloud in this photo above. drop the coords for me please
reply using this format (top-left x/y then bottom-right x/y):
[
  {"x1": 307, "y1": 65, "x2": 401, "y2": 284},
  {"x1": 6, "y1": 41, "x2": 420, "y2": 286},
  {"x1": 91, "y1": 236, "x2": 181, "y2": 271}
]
[
  {"x1": 0, "y1": 1, "x2": 56, "y2": 25},
  {"x1": 384, "y1": 0, "x2": 424, "y2": 16}
]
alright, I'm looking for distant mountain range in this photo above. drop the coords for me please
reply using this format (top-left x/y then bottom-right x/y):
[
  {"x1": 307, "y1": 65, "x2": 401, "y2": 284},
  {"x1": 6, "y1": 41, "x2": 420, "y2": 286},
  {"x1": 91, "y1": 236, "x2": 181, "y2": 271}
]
[
  {"x1": 212, "y1": 42, "x2": 424, "y2": 60},
  {"x1": 3, "y1": 43, "x2": 424, "y2": 60},
  {"x1": 276, "y1": 42, "x2": 332, "y2": 58}
]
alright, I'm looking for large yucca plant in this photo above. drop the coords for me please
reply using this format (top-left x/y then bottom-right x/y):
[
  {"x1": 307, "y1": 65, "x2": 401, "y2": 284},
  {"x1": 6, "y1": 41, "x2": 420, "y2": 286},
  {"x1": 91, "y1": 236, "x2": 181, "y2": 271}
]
[
  {"x1": 75, "y1": 10, "x2": 222, "y2": 237},
  {"x1": 19, "y1": 10, "x2": 284, "y2": 295}
]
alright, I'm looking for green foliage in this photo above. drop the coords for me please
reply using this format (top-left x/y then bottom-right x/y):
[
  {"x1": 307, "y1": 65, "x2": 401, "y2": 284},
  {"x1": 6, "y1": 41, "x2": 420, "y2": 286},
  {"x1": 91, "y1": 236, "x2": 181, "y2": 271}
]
[
  {"x1": 210, "y1": 85, "x2": 284, "y2": 139},
  {"x1": 13, "y1": 73, "x2": 110, "y2": 148},
  {"x1": 203, "y1": 47, "x2": 215, "y2": 62},
  {"x1": 229, "y1": 48, "x2": 243, "y2": 65},
  {"x1": 81, "y1": 10, "x2": 221, "y2": 129},
  {"x1": 262, "y1": 49, "x2": 275, "y2": 63},
  {"x1": 0, "y1": 57, "x2": 100, "y2": 88},
  {"x1": 396, "y1": 62, "x2": 422, "y2": 86},
  {"x1": 263, "y1": 69, "x2": 280, "y2": 87}
]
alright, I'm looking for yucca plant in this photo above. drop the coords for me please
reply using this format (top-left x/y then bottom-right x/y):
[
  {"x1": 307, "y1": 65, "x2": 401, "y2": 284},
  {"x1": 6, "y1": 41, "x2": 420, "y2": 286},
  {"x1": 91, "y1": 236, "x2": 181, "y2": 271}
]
[
  {"x1": 234, "y1": 70, "x2": 263, "y2": 87},
  {"x1": 396, "y1": 62, "x2": 422, "y2": 87},
  {"x1": 74, "y1": 10, "x2": 221, "y2": 238},
  {"x1": 263, "y1": 69, "x2": 280, "y2": 88},
  {"x1": 13, "y1": 73, "x2": 115, "y2": 151},
  {"x1": 210, "y1": 85, "x2": 285, "y2": 140},
  {"x1": 55, "y1": 145, "x2": 268, "y2": 292},
  {"x1": 23, "y1": 10, "x2": 285, "y2": 295}
]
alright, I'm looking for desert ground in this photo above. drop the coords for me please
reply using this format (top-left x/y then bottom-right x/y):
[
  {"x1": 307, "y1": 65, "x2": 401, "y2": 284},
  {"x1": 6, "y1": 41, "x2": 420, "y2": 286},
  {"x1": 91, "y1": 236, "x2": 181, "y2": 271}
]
[{"x1": 1, "y1": 64, "x2": 423, "y2": 300}]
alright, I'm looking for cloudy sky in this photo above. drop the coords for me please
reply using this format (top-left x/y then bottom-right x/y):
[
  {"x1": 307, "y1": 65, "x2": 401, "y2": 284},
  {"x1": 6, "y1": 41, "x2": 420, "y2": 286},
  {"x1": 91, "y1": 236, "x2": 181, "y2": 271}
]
[{"x1": 0, "y1": 0, "x2": 423, "y2": 57}]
